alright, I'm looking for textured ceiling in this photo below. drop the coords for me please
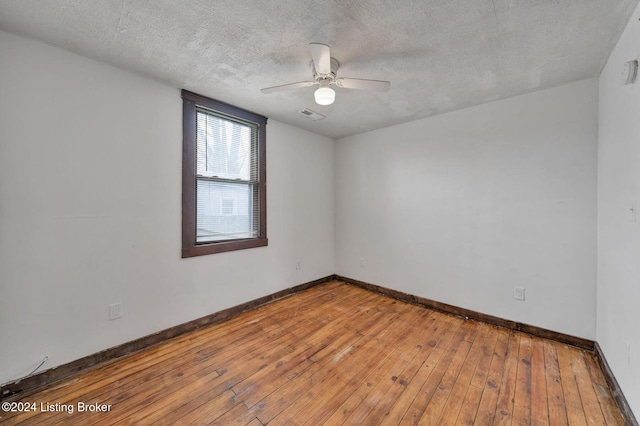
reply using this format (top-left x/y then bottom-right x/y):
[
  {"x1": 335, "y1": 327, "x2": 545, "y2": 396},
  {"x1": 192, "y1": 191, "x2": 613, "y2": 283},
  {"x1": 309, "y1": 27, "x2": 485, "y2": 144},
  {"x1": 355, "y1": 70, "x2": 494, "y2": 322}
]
[{"x1": 0, "y1": 0, "x2": 638, "y2": 139}]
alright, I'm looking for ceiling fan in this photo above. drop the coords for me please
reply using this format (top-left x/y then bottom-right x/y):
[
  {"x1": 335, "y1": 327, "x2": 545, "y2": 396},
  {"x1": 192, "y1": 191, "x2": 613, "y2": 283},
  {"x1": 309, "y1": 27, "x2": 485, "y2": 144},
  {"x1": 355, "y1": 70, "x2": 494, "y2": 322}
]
[{"x1": 261, "y1": 43, "x2": 390, "y2": 106}]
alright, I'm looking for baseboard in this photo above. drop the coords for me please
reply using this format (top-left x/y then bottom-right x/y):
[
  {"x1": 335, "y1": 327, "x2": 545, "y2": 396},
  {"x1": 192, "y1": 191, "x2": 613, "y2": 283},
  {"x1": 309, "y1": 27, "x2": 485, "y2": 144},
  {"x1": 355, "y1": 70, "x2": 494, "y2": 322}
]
[
  {"x1": 335, "y1": 275, "x2": 595, "y2": 351},
  {"x1": 1, "y1": 274, "x2": 334, "y2": 400},
  {"x1": 594, "y1": 342, "x2": 639, "y2": 426}
]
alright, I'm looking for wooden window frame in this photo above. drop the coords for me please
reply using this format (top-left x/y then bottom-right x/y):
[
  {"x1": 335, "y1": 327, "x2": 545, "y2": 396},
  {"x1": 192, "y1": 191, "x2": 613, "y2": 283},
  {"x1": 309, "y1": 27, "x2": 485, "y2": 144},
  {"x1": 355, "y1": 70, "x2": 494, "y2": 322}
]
[{"x1": 181, "y1": 90, "x2": 267, "y2": 258}]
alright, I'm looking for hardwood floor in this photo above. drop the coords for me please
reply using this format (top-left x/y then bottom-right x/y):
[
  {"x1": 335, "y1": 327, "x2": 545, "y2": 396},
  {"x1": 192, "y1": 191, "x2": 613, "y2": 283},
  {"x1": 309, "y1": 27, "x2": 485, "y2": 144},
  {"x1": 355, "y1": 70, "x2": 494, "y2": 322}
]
[{"x1": 0, "y1": 281, "x2": 624, "y2": 425}]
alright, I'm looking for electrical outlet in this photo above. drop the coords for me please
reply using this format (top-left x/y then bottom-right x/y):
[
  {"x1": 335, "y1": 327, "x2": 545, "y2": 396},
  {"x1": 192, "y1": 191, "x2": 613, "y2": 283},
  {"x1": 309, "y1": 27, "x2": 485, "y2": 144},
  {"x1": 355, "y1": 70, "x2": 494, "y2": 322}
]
[
  {"x1": 359, "y1": 258, "x2": 366, "y2": 268},
  {"x1": 109, "y1": 302, "x2": 123, "y2": 320},
  {"x1": 296, "y1": 259, "x2": 301, "y2": 270},
  {"x1": 514, "y1": 287, "x2": 525, "y2": 301}
]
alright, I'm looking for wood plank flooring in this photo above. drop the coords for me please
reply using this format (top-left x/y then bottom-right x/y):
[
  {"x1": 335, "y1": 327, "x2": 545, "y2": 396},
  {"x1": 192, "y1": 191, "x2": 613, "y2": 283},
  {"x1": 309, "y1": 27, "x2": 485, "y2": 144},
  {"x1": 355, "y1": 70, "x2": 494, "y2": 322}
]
[{"x1": 0, "y1": 281, "x2": 625, "y2": 425}]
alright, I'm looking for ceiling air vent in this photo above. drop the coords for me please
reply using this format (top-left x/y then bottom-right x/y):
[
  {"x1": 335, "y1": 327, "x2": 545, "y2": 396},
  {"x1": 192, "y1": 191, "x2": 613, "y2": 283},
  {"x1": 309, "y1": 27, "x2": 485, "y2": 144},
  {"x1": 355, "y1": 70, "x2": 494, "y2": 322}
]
[{"x1": 297, "y1": 108, "x2": 325, "y2": 121}]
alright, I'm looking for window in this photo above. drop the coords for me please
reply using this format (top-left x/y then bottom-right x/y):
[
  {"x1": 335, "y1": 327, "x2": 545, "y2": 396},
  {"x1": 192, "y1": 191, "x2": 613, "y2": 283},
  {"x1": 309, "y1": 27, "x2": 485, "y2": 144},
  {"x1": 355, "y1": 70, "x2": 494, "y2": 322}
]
[{"x1": 181, "y1": 90, "x2": 267, "y2": 257}]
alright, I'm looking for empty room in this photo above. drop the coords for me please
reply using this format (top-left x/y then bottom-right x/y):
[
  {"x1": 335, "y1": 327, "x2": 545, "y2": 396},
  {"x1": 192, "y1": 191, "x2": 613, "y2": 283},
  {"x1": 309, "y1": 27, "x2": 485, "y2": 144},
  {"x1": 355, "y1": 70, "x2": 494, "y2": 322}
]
[{"x1": 1, "y1": 0, "x2": 639, "y2": 424}]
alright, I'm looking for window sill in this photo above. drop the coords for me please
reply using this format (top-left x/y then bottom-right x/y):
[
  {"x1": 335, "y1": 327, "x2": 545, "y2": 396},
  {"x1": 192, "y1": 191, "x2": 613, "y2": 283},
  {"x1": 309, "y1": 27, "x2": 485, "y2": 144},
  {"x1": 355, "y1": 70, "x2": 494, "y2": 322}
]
[{"x1": 181, "y1": 237, "x2": 268, "y2": 258}]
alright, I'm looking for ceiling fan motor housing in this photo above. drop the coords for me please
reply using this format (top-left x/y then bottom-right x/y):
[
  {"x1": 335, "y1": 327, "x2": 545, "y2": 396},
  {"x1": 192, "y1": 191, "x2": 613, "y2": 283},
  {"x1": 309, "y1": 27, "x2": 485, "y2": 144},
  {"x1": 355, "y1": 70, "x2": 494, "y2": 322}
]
[{"x1": 311, "y1": 57, "x2": 340, "y2": 82}]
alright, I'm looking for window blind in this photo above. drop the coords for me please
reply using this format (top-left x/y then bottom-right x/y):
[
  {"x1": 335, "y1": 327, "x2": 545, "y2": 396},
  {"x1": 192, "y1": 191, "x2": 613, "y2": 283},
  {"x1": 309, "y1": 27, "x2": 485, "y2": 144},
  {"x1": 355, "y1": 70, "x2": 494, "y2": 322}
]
[{"x1": 195, "y1": 108, "x2": 259, "y2": 243}]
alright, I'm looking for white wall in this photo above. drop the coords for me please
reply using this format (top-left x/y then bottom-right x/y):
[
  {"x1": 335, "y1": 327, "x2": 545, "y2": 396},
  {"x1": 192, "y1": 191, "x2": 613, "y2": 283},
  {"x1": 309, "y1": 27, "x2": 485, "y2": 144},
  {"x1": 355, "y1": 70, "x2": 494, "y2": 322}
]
[
  {"x1": 0, "y1": 30, "x2": 335, "y2": 384},
  {"x1": 336, "y1": 79, "x2": 598, "y2": 339},
  {"x1": 597, "y1": 2, "x2": 640, "y2": 416}
]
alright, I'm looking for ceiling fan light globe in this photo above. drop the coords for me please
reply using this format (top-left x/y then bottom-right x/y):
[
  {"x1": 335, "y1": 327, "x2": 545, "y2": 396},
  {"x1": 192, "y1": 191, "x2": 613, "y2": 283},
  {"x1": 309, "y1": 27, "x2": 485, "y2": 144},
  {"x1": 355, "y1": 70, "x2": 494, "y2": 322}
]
[{"x1": 314, "y1": 87, "x2": 335, "y2": 105}]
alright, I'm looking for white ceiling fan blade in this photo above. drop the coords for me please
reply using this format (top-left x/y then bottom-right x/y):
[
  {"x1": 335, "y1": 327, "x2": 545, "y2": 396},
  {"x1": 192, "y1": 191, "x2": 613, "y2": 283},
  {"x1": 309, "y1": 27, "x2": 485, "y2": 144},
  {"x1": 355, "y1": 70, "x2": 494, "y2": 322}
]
[
  {"x1": 310, "y1": 43, "x2": 331, "y2": 75},
  {"x1": 261, "y1": 81, "x2": 315, "y2": 94},
  {"x1": 335, "y1": 78, "x2": 390, "y2": 92}
]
